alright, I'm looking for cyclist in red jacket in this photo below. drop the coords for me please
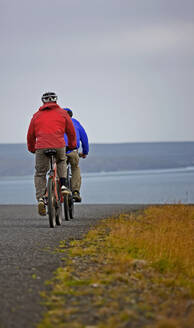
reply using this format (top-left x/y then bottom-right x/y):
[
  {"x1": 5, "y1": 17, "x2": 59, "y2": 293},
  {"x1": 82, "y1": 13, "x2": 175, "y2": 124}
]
[{"x1": 27, "y1": 92, "x2": 76, "y2": 216}]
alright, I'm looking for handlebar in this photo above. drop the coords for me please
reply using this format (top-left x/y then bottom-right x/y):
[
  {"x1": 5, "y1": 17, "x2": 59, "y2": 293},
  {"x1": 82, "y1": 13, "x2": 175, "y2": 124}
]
[
  {"x1": 78, "y1": 153, "x2": 87, "y2": 158},
  {"x1": 66, "y1": 148, "x2": 87, "y2": 159}
]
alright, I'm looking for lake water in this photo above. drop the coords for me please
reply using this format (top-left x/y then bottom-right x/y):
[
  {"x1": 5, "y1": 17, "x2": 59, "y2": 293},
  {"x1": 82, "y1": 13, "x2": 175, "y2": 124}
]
[{"x1": 0, "y1": 167, "x2": 194, "y2": 204}]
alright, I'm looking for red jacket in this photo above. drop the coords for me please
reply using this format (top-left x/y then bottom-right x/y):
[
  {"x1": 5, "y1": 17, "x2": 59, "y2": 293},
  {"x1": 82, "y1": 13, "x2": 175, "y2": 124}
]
[{"x1": 27, "y1": 102, "x2": 77, "y2": 153}]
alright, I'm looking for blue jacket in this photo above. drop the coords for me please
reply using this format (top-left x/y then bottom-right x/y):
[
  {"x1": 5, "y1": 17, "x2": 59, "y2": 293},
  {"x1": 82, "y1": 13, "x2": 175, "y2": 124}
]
[{"x1": 64, "y1": 118, "x2": 89, "y2": 155}]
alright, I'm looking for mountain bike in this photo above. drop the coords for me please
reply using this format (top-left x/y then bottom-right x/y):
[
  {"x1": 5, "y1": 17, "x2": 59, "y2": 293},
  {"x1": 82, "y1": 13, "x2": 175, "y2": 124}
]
[
  {"x1": 63, "y1": 158, "x2": 74, "y2": 221},
  {"x1": 44, "y1": 149, "x2": 62, "y2": 228}
]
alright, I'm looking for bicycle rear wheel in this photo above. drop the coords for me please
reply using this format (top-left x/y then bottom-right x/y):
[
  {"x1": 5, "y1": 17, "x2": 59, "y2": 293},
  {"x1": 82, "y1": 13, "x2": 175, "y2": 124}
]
[
  {"x1": 64, "y1": 194, "x2": 70, "y2": 221},
  {"x1": 47, "y1": 178, "x2": 56, "y2": 228}
]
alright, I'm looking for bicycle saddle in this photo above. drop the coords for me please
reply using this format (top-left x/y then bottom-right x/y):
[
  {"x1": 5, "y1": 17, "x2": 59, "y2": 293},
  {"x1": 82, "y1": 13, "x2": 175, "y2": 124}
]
[{"x1": 44, "y1": 149, "x2": 57, "y2": 157}]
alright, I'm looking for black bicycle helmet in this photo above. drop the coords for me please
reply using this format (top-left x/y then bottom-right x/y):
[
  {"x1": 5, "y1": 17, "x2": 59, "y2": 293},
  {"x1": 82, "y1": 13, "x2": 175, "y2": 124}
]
[{"x1": 41, "y1": 92, "x2": 58, "y2": 103}]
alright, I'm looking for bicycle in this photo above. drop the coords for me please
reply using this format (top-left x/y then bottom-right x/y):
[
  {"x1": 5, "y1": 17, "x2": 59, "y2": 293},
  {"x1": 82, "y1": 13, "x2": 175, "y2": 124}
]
[
  {"x1": 44, "y1": 149, "x2": 62, "y2": 228},
  {"x1": 63, "y1": 151, "x2": 85, "y2": 220},
  {"x1": 63, "y1": 158, "x2": 74, "y2": 221}
]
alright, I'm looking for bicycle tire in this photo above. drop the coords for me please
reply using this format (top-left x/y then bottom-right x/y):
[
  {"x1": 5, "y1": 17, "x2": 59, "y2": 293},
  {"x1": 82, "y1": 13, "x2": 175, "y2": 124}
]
[
  {"x1": 47, "y1": 178, "x2": 56, "y2": 228},
  {"x1": 64, "y1": 194, "x2": 70, "y2": 221},
  {"x1": 56, "y1": 180, "x2": 62, "y2": 226},
  {"x1": 69, "y1": 196, "x2": 74, "y2": 219}
]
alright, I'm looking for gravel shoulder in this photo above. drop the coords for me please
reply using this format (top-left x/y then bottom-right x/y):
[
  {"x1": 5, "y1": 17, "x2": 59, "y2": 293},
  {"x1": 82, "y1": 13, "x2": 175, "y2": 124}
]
[{"x1": 0, "y1": 204, "x2": 145, "y2": 328}]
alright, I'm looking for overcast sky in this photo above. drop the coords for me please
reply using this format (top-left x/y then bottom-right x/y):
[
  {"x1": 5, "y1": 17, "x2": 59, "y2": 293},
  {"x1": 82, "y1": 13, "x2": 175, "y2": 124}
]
[{"x1": 0, "y1": 0, "x2": 194, "y2": 143}]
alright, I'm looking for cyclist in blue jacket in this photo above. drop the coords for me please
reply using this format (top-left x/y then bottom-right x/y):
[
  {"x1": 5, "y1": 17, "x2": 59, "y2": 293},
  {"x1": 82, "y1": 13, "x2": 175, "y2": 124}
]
[{"x1": 64, "y1": 108, "x2": 89, "y2": 202}]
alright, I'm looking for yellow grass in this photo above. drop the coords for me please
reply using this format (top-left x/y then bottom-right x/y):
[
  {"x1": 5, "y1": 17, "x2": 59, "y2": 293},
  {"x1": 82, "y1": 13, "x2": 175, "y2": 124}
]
[
  {"x1": 38, "y1": 205, "x2": 194, "y2": 328},
  {"x1": 106, "y1": 205, "x2": 194, "y2": 279}
]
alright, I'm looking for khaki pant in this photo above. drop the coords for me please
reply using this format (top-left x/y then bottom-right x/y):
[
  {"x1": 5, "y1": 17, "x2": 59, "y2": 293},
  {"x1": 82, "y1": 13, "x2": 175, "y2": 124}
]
[
  {"x1": 34, "y1": 147, "x2": 67, "y2": 200},
  {"x1": 67, "y1": 151, "x2": 81, "y2": 192}
]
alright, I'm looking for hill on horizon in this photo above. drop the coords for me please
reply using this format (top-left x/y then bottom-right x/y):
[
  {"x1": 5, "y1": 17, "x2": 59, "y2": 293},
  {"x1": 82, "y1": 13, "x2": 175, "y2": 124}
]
[{"x1": 0, "y1": 142, "x2": 194, "y2": 176}]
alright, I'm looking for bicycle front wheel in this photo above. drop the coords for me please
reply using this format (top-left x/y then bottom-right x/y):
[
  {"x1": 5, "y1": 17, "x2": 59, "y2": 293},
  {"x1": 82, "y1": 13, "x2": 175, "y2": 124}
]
[
  {"x1": 69, "y1": 195, "x2": 74, "y2": 219},
  {"x1": 64, "y1": 194, "x2": 70, "y2": 221},
  {"x1": 47, "y1": 178, "x2": 56, "y2": 228},
  {"x1": 56, "y1": 180, "x2": 62, "y2": 226}
]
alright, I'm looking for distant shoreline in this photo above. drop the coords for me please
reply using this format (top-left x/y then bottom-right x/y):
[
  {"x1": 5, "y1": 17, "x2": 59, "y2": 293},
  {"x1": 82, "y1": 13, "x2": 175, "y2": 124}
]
[{"x1": 0, "y1": 142, "x2": 194, "y2": 177}]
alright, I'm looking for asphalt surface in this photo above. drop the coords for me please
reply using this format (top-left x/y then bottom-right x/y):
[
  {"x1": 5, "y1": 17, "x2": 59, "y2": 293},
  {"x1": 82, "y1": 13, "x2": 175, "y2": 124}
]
[{"x1": 0, "y1": 204, "x2": 146, "y2": 328}]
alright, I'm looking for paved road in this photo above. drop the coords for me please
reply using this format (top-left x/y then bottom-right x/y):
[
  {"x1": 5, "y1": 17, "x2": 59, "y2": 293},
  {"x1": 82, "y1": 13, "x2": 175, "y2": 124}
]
[{"x1": 0, "y1": 204, "x2": 146, "y2": 328}]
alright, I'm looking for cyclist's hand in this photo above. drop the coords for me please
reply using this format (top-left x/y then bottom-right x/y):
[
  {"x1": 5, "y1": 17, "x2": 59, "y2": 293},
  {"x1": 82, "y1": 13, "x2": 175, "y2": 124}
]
[{"x1": 79, "y1": 153, "x2": 87, "y2": 159}]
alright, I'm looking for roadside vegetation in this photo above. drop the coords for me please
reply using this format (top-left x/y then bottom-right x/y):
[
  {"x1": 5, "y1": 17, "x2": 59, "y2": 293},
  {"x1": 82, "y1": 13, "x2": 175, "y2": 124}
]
[{"x1": 38, "y1": 205, "x2": 194, "y2": 328}]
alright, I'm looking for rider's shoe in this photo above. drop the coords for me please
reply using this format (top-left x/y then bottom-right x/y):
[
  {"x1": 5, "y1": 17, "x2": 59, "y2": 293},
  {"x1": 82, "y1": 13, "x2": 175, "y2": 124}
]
[
  {"x1": 72, "y1": 190, "x2": 82, "y2": 203},
  {"x1": 61, "y1": 185, "x2": 71, "y2": 195},
  {"x1": 38, "y1": 198, "x2": 46, "y2": 216}
]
